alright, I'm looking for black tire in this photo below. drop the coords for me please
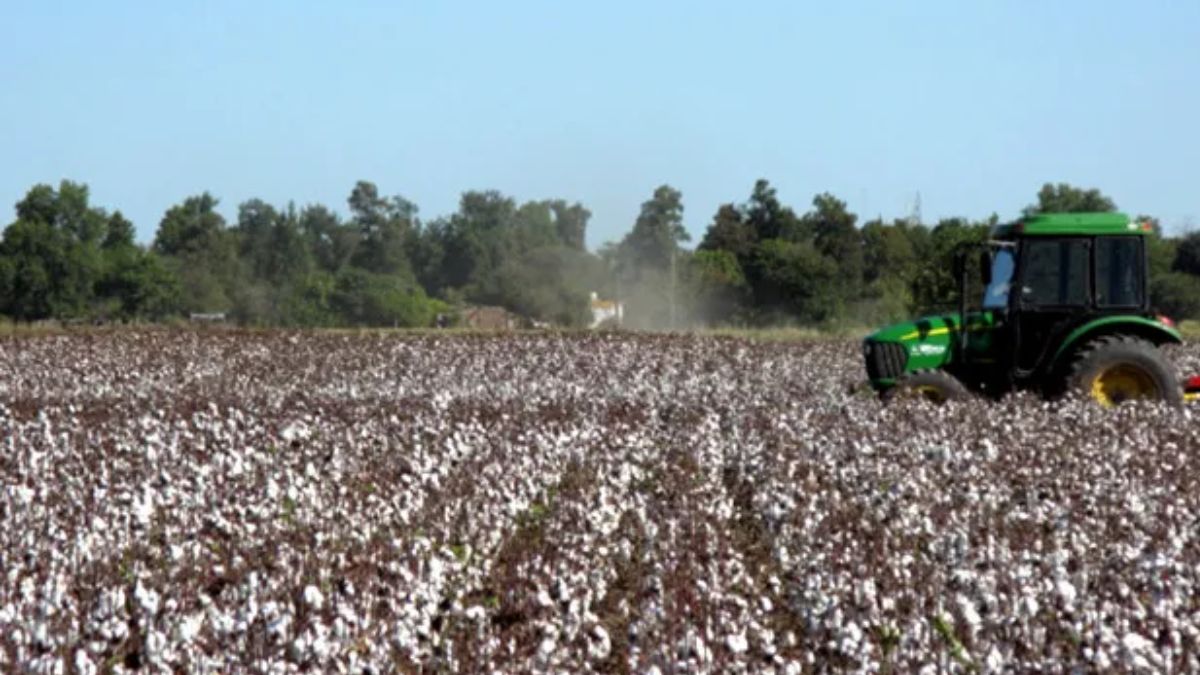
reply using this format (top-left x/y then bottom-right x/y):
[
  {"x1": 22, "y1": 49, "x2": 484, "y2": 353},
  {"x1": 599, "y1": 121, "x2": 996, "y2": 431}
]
[
  {"x1": 883, "y1": 370, "x2": 970, "y2": 404},
  {"x1": 1066, "y1": 335, "x2": 1182, "y2": 408}
]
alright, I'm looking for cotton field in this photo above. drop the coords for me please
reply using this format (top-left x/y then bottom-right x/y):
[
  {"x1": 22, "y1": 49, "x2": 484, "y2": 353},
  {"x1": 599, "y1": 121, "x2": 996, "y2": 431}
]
[{"x1": 2, "y1": 331, "x2": 1200, "y2": 673}]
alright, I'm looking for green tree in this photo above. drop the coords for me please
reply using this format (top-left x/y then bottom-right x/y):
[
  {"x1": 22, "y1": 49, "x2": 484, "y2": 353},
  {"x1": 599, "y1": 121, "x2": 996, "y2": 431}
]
[
  {"x1": 613, "y1": 185, "x2": 690, "y2": 327},
  {"x1": 494, "y1": 246, "x2": 598, "y2": 326},
  {"x1": 96, "y1": 247, "x2": 181, "y2": 320},
  {"x1": 1026, "y1": 183, "x2": 1117, "y2": 215},
  {"x1": 301, "y1": 204, "x2": 359, "y2": 274},
  {"x1": 861, "y1": 218, "x2": 918, "y2": 285},
  {"x1": 805, "y1": 193, "x2": 863, "y2": 302},
  {"x1": 229, "y1": 199, "x2": 317, "y2": 324},
  {"x1": 348, "y1": 181, "x2": 419, "y2": 278},
  {"x1": 685, "y1": 249, "x2": 749, "y2": 325},
  {"x1": 0, "y1": 220, "x2": 65, "y2": 320},
  {"x1": 1151, "y1": 272, "x2": 1200, "y2": 320},
  {"x1": 437, "y1": 190, "x2": 519, "y2": 294},
  {"x1": 857, "y1": 218, "x2": 922, "y2": 324},
  {"x1": 233, "y1": 199, "x2": 279, "y2": 279},
  {"x1": 699, "y1": 203, "x2": 756, "y2": 260},
  {"x1": 910, "y1": 218, "x2": 990, "y2": 314},
  {"x1": 1133, "y1": 216, "x2": 1175, "y2": 282},
  {"x1": 745, "y1": 180, "x2": 804, "y2": 243},
  {"x1": 620, "y1": 185, "x2": 688, "y2": 273},
  {"x1": 1, "y1": 181, "x2": 115, "y2": 319},
  {"x1": 330, "y1": 268, "x2": 441, "y2": 327},
  {"x1": 280, "y1": 271, "x2": 338, "y2": 326},
  {"x1": 154, "y1": 193, "x2": 240, "y2": 313},
  {"x1": 16, "y1": 181, "x2": 108, "y2": 246},
  {"x1": 549, "y1": 200, "x2": 590, "y2": 250},
  {"x1": 153, "y1": 193, "x2": 228, "y2": 258},
  {"x1": 103, "y1": 211, "x2": 137, "y2": 250},
  {"x1": 1171, "y1": 231, "x2": 1200, "y2": 277},
  {"x1": 746, "y1": 238, "x2": 840, "y2": 323}
]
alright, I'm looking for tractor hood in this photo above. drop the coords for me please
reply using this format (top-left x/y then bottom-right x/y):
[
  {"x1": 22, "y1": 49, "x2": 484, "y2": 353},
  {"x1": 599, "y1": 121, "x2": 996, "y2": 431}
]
[{"x1": 863, "y1": 312, "x2": 998, "y2": 383}]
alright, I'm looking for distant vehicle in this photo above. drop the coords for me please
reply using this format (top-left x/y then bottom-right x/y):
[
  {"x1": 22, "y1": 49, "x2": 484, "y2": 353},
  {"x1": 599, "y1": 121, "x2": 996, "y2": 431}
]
[{"x1": 863, "y1": 212, "x2": 1196, "y2": 406}]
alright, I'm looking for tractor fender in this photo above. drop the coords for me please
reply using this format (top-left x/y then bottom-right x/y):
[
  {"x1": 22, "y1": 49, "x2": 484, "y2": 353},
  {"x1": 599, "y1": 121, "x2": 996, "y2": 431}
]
[{"x1": 1048, "y1": 316, "x2": 1182, "y2": 374}]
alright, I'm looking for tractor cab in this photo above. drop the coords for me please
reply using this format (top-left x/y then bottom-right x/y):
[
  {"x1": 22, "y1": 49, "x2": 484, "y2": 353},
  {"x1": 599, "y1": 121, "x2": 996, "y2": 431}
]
[{"x1": 864, "y1": 213, "x2": 1183, "y2": 405}]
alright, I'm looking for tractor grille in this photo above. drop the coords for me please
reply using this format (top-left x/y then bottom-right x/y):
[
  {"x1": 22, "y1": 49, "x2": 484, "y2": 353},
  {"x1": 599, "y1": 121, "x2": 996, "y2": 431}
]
[{"x1": 864, "y1": 340, "x2": 907, "y2": 380}]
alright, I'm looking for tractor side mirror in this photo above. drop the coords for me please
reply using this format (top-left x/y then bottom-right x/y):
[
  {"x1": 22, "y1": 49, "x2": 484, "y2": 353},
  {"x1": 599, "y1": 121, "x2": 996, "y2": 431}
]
[{"x1": 980, "y1": 250, "x2": 992, "y2": 286}]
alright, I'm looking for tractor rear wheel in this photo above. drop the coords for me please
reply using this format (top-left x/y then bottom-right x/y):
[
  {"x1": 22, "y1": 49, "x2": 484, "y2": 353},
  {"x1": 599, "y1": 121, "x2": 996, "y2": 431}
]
[
  {"x1": 1066, "y1": 335, "x2": 1182, "y2": 408},
  {"x1": 884, "y1": 370, "x2": 969, "y2": 404}
]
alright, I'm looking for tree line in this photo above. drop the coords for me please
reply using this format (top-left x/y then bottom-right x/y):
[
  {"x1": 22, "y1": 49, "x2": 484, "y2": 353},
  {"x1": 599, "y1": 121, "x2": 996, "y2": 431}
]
[{"x1": 3, "y1": 180, "x2": 1200, "y2": 328}]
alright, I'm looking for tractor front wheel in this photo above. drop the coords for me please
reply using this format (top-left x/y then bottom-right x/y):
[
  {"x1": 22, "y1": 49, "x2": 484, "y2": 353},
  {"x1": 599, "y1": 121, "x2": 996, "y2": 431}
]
[
  {"x1": 884, "y1": 370, "x2": 969, "y2": 404},
  {"x1": 1066, "y1": 336, "x2": 1182, "y2": 408}
]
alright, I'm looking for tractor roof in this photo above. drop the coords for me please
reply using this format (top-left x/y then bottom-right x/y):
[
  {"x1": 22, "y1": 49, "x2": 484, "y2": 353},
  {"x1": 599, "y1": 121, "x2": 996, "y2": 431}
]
[{"x1": 992, "y1": 212, "x2": 1154, "y2": 239}]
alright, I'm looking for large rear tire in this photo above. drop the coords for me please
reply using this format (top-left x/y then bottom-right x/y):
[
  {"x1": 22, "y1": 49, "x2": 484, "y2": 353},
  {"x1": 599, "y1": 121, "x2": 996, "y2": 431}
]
[
  {"x1": 883, "y1": 370, "x2": 969, "y2": 404},
  {"x1": 1066, "y1": 335, "x2": 1182, "y2": 408}
]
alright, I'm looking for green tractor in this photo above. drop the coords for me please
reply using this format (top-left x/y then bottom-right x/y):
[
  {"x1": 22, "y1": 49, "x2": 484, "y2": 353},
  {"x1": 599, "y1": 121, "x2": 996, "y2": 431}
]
[{"x1": 864, "y1": 212, "x2": 1196, "y2": 407}]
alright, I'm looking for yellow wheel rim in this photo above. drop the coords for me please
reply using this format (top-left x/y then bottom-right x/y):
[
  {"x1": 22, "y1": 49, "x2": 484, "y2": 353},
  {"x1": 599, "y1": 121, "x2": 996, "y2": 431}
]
[
  {"x1": 913, "y1": 385, "x2": 946, "y2": 403},
  {"x1": 1090, "y1": 365, "x2": 1158, "y2": 407}
]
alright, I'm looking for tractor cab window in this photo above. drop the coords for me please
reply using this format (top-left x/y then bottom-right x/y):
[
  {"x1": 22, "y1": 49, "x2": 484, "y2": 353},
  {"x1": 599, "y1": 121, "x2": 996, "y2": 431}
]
[
  {"x1": 1095, "y1": 237, "x2": 1144, "y2": 307},
  {"x1": 1019, "y1": 239, "x2": 1090, "y2": 307},
  {"x1": 982, "y1": 248, "x2": 1014, "y2": 309}
]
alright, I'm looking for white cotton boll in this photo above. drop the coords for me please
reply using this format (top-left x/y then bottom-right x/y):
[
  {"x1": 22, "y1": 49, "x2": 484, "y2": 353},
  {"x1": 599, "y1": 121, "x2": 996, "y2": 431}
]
[
  {"x1": 984, "y1": 645, "x2": 1005, "y2": 673},
  {"x1": 101, "y1": 616, "x2": 129, "y2": 642},
  {"x1": 1122, "y1": 632, "x2": 1155, "y2": 661},
  {"x1": 1021, "y1": 595, "x2": 1039, "y2": 618},
  {"x1": 840, "y1": 622, "x2": 863, "y2": 654},
  {"x1": 281, "y1": 421, "x2": 310, "y2": 443},
  {"x1": 267, "y1": 614, "x2": 292, "y2": 640},
  {"x1": 680, "y1": 631, "x2": 710, "y2": 664},
  {"x1": 132, "y1": 490, "x2": 155, "y2": 527},
  {"x1": 956, "y1": 595, "x2": 982, "y2": 634},
  {"x1": 26, "y1": 654, "x2": 63, "y2": 675},
  {"x1": 134, "y1": 581, "x2": 160, "y2": 616},
  {"x1": 176, "y1": 613, "x2": 203, "y2": 643},
  {"x1": 979, "y1": 438, "x2": 999, "y2": 462},
  {"x1": 74, "y1": 650, "x2": 96, "y2": 675},
  {"x1": 145, "y1": 629, "x2": 167, "y2": 661},
  {"x1": 1056, "y1": 579, "x2": 1077, "y2": 607},
  {"x1": 303, "y1": 585, "x2": 324, "y2": 610},
  {"x1": 392, "y1": 624, "x2": 414, "y2": 651},
  {"x1": 289, "y1": 635, "x2": 310, "y2": 662},
  {"x1": 428, "y1": 556, "x2": 444, "y2": 581},
  {"x1": 726, "y1": 633, "x2": 749, "y2": 654},
  {"x1": 537, "y1": 637, "x2": 557, "y2": 660},
  {"x1": 311, "y1": 632, "x2": 332, "y2": 660},
  {"x1": 588, "y1": 625, "x2": 611, "y2": 660},
  {"x1": 759, "y1": 628, "x2": 777, "y2": 657},
  {"x1": 11, "y1": 484, "x2": 34, "y2": 506}
]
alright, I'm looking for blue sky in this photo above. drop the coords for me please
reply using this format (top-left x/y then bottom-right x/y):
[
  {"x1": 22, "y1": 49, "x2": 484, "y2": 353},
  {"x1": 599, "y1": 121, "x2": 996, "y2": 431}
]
[{"x1": 2, "y1": 1, "x2": 1198, "y2": 248}]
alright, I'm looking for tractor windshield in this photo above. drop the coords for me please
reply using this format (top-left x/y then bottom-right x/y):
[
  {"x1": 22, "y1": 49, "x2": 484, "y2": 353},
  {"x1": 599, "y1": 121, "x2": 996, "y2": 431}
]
[{"x1": 982, "y1": 248, "x2": 1014, "y2": 309}]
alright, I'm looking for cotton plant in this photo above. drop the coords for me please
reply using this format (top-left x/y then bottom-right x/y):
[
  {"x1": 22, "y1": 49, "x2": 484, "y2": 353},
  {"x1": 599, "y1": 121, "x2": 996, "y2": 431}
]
[{"x1": 0, "y1": 331, "x2": 1197, "y2": 673}]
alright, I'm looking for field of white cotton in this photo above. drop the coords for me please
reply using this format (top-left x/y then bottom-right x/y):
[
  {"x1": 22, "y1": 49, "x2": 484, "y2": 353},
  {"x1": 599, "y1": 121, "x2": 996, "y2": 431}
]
[{"x1": 2, "y1": 331, "x2": 1199, "y2": 673}]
